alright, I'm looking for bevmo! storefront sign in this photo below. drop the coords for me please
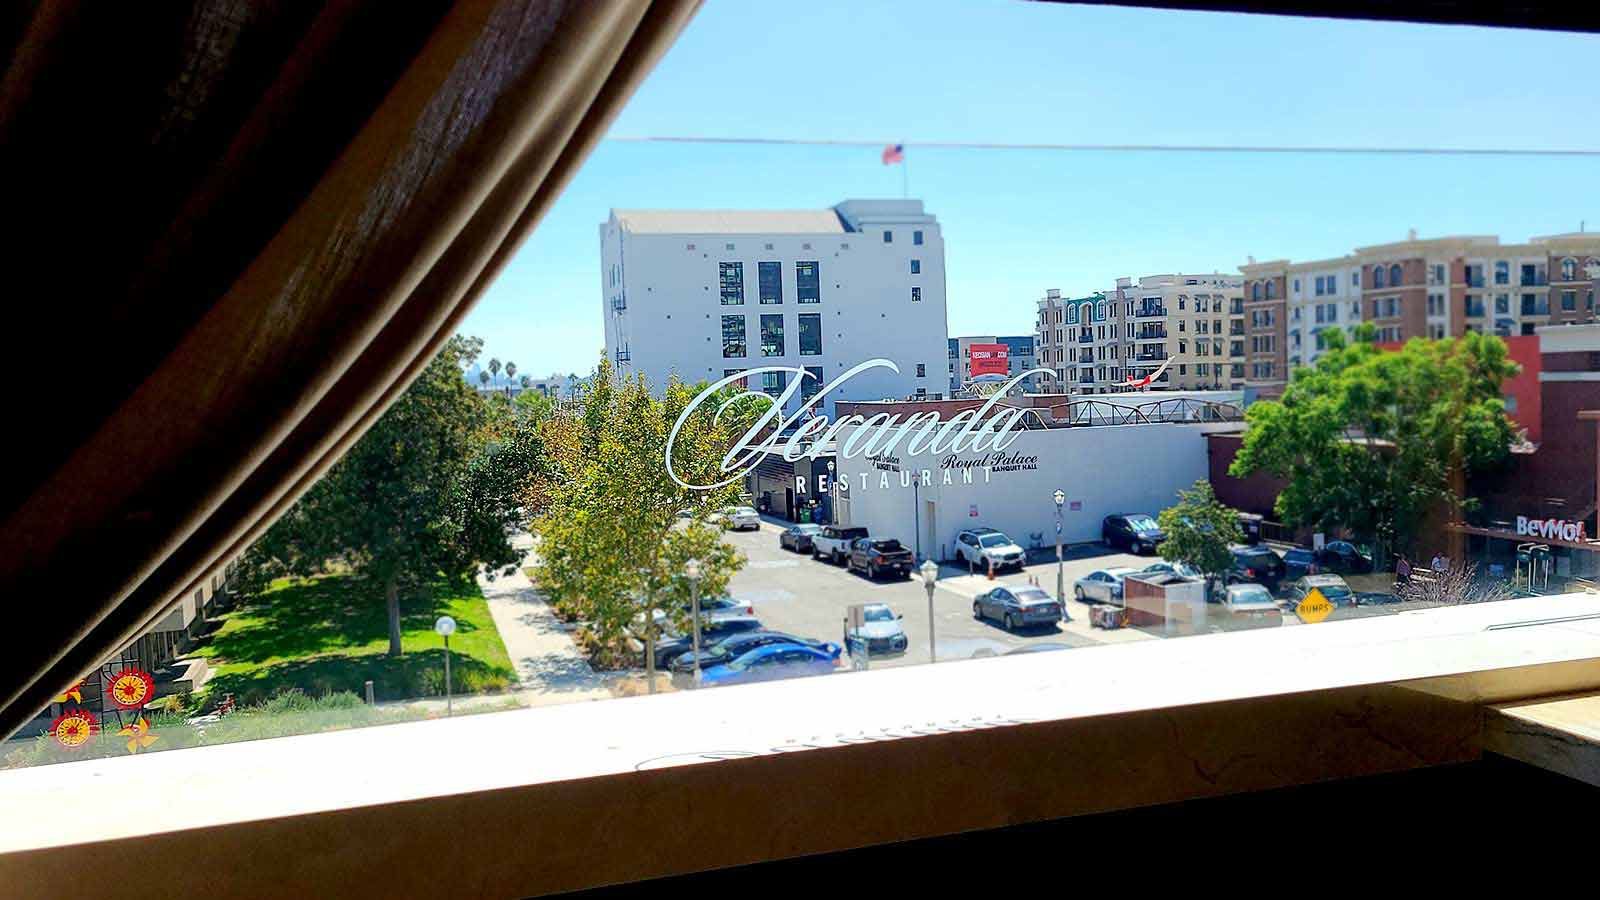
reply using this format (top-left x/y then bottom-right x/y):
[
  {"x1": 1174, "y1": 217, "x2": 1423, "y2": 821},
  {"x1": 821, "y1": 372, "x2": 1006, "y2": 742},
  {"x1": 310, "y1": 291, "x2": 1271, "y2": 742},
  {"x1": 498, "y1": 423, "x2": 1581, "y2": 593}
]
[{"x1": 1515, "y1": 515, "x2": 1589, "y2": 543}]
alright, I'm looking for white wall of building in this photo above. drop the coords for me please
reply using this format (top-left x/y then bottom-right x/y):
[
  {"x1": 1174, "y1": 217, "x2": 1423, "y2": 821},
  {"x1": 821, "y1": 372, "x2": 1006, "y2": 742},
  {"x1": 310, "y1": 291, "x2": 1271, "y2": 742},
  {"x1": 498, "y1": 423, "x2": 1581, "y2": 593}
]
[
  {"x1": 830, "y1": 420, "x2": 1236, "y2": 562},
  {"x1": 600, "y1": 199, "x2": 949, "y2": 418}
]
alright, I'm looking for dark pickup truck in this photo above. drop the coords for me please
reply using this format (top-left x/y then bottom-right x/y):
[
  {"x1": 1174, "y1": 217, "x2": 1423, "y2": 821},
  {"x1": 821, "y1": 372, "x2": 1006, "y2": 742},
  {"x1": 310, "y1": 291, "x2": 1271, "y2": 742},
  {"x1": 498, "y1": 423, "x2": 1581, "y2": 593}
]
[{"x1": 846, "y1": 537, "x2": 915, "y2": 580}]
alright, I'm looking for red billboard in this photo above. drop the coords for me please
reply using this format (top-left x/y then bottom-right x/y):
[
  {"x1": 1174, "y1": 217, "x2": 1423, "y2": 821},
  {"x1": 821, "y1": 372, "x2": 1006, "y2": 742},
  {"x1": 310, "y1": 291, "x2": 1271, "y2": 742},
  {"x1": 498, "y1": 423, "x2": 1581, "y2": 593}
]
[{"x1": 968, "y1": 343, "x2": 1010, "y2": 377}]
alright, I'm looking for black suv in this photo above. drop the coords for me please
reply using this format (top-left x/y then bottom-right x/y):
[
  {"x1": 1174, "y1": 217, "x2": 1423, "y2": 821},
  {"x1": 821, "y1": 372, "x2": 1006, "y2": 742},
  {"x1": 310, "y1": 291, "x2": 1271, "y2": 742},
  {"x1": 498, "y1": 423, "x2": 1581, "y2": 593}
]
[
  {"x1": 1226, "y1": 545, "x2": 1287, "y2": 593},
  {"x1": 1102, "y1": 514, "x2": 1165, "y2": 554}
]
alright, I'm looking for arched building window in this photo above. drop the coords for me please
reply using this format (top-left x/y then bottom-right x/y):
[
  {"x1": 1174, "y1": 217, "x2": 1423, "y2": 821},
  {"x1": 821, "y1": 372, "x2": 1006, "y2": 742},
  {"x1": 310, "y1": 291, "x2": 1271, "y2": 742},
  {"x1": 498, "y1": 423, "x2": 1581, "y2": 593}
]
[
  {"x1": 1562, "y1": 257, "x2": 1578, "y2": 281},
  {"x1": 1252, "y1": 282, "x2": 1262, "y2": 301},
  {"x1": 1389, "y1": 264, "x2": 1403, "y2": 287},
  {"x1": 1373, "y1": 265, "x2": 1386, "y2": 288},
  {"x1": 1264, "y1": 281, "x2": 1275, "y2": 299}
]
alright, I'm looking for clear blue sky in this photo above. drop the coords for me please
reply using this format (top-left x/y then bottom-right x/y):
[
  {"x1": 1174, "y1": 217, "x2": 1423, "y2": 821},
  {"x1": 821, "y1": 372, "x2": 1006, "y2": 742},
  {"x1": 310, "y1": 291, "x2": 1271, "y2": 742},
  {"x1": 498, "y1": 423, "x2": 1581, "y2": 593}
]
[{"x1": 463, "y1": 0, "x2": 1600, "y2": 378}]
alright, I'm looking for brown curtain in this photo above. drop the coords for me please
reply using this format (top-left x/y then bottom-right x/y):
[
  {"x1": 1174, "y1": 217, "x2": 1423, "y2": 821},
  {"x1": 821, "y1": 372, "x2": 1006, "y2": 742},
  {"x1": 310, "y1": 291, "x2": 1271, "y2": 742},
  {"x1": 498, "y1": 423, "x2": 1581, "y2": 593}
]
[{"x1": 0, "y1": 0, "x2": 699, "y2": 740}]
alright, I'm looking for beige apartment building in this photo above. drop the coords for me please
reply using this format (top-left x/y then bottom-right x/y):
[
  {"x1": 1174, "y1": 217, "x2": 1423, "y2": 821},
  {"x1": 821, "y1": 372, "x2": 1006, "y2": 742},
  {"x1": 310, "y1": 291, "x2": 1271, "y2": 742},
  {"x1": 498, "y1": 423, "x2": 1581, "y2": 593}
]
[
  {"x1": 1035, "y1": 276, "x2": 1247, "y2": 395},
  {"x1": 1244, "y1": 231, "x2": 1600, "y2": 398}
]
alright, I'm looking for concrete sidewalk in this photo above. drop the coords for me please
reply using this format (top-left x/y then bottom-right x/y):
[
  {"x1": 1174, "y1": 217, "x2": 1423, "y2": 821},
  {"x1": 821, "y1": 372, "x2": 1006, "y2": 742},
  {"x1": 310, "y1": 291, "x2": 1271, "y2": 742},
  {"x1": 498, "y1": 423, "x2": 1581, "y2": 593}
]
[{"x1": 478, "y1": 536, "x2": 611, "y2": 707}]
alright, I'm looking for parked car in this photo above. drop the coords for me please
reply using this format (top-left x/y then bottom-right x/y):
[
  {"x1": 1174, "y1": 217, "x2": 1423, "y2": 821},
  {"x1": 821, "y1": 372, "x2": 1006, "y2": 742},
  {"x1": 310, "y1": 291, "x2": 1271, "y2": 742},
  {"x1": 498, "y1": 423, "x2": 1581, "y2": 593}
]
[
  {"x1": 1285, "y1": 574, "x2": 1355, "y2": 610},
  {"x1": 953, "y1": 527, "x2": 1025, "y2": 571},
  {"x1": 778, "y1": 523, "x2": 824, "y2": 553},
  {"x1": 699, "y1": 643, "x2": 843, "y2": 688},
  {"x1": 844, "y1": 602, "x2": 909, "y2": 656},
  {"x1": 1315, "y1": 540, "x2": 1374, "y2": 574},
  {"x1": 651, "y1": 616, "x2": 763, "y2": 669},
  {"x1": 668, "y1": 631, "x2": 838, "y2": 674},
  {"x1": 1219, "y1": 583, "x2": 1283, "y2": 630},
  {"x1": 812, "y1": 525, "x2": 869, "y2": 564},
  {"x1": 647, "y1": 594, "x2": 753, "y2": 632},
  {"x1": 1102, "y1": 514, "x2": 1165, "y2": 554},
  {"x1": 711, "y1": 506, "x2": 761, "y2": 531},
  {"x1": 1141, "y1": 560, "x2": 1200, "y2": 579},
  {"x1": 1073, "y1": 567, "x2": 1138, "y2": 605},
  {"x1": 1282, "y1": 547, "x2": 1320, "y2": 580},
  {"x1": 847, "y1": 537, "x2": 915, "y2": 579},
  {"x1": 1355, "y1": 591, "x2": 1400, "y2": 606},
  {"x1": 1226, "y1": 544, "x2": 1287, "y2": 593},
  {"x1": 972, "y1": 583, "x2": 1063, "y2": 631}
]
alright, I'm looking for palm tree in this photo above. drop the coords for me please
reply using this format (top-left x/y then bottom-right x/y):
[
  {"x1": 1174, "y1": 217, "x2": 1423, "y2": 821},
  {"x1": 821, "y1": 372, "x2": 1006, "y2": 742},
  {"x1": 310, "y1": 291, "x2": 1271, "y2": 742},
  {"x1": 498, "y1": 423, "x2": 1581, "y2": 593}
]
[
  {"x1": 504, "y1": 361, "x2": 517, "y2": 384},
  {"x1": 487, "y1": 357, "x2": 502, "y2": 385},
  {"x1": 520, "y1": 375, "x2": 531, "y2": 389},
  {"x1": 478, "y1": 369, "x2": 490, "y2": 386}
]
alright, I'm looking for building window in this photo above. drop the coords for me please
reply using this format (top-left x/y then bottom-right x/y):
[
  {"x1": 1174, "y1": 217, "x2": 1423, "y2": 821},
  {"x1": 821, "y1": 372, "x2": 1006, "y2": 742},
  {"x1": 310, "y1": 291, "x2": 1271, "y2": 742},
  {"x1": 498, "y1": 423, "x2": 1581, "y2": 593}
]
[
  {"x1": 798, "y1": 313, "x2": 822, "y2": 355},
  {"x1": 760, "y1": 314, "x2": 785, "y2": 356},
  {"x1": 1562, "y1": 258, "x2": 1579, "y2": 281},
  {"x1": 796, "y1": 261, "x2": 820, "y2": 303},
  {"x1": 910, "y1": 259, "x2": 921, "y2": 274},
  {"x1": 1495, "y1": 294, "x2": 1509, "y2": 315},
  {"x1": 913, "y1": 230, "x2": 923, "y2": 245},
  {"x1": 719, "y1": 261, "x2": 744, "y2": 305},
  {"x1": 1521, "y1": 293, "x2": 1548, "y2": 316},
  {"x1": 1465, "y1": 294, "x2": 1485, "y2": 317},
  {"x1": 721, "y1": 315, "x2": 746, "y2": 358},
  {"x1": 758, "y1": 261, "x2": 782, "y2": 304},
  {"x1": 1373, "y1": 266, "x2": 1386, "y2": 289},
  {"x1": 1388, "y1": 264, "x2": 1402, "y2": 287},
  {"x1": 883, "y1": 230, "x2": 893, "y2": 243},
  {"x1": 760, "y1": 370, "x2": 786, "y2": 397},
  {"x1": 911, "y1": 286, "x2": 922, "y2": 302},
  {"x1": 1494, "y1": 261, "x2": 1509, "y2": 285},
  {"x1": 723, "y1": 368, "x2": 747, "y2": 388},
  {"x1": 1251, "y1": 283, "x2": 1261, "y2": 301},
  {"x1": 802, "y1": 366, "x2": 824, "y2": 400},
  {"x1": 916, "y1": 363, "x2": 926, "y2": 377},
  {"x1": 1265, "y1": 281, "x2": 1275, "y2": 299}
]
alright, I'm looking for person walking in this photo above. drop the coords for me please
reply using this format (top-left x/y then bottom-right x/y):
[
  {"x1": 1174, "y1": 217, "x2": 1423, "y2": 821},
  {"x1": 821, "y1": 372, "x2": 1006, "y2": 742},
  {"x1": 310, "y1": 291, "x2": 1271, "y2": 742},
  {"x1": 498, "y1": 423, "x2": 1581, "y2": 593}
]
[{"x1": 1395, "y1": 554, "x2": 1413, "y2": 588}]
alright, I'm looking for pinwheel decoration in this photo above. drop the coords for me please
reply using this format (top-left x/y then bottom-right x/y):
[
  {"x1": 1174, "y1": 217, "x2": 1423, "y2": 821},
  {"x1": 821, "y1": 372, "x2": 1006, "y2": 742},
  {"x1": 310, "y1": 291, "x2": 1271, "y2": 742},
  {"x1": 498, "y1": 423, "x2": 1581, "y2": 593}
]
[
  {"x1": 53, "y1": 679, "x2": 85, "y2": 705},
  {"x1": 50, "y1": 709, "x2": 98, "y2": 750},
  {"x1": 117, "y1": 717, "x2": 159, "y2": 754},
  {"x1": 107, "y1": 668, "x2": 155, "y2": 710}
]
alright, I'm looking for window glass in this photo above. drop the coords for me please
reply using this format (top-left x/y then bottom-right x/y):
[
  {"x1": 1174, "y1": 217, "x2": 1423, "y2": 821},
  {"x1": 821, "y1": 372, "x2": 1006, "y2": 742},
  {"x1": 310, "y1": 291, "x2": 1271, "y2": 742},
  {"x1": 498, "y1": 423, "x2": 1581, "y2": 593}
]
[{"x1": 13, "y1": 2, "x2": 1600, "y2": 777}]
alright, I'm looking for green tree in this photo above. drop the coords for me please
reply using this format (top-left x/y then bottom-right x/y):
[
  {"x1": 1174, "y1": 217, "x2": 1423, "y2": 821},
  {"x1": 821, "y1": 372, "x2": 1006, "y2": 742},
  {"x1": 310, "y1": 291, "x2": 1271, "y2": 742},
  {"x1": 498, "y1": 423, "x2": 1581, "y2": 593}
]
[
  {"x1": 477, "y1": 369, "x2": 490, "y2": 387},
  {"x1": 487, "y1": 357, "x2": 502, "y2": 385},
  {"x1": 1229, "y1": 325, "x2": 1516, "y2": 561},
  {"x1": 529, "y1": 358, "x2": 759, "y2": 661},
  {"x1": 505, "y1": 361, "x2": 517, "y2": 384},
  {"x1": 244, "y1": 336, "x2": 531, "y2": 656},
  {"x1": 1157, "y1": 480, "x2": 1242, "y2": 596}
]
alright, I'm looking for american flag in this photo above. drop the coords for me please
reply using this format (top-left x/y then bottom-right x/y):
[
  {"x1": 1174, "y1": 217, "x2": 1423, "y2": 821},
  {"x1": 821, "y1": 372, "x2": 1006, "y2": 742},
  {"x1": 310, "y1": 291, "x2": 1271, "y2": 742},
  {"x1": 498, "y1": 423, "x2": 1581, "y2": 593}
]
[{"x1": 881, "y1": 143, "x2": 904, "y2": 165}]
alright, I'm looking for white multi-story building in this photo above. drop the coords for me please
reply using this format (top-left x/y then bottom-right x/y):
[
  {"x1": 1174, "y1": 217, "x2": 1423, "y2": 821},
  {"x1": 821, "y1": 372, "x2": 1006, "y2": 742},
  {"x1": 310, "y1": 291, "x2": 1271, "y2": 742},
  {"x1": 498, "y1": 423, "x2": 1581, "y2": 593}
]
[{"x1": 599, "y1": 199, "x2": 949, "y2": 417}]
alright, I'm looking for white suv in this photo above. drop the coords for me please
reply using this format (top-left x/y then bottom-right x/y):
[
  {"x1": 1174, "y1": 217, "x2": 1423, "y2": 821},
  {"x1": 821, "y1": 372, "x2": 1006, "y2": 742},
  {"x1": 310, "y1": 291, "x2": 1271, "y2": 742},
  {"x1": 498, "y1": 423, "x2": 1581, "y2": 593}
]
[
  {"x1": 955, "y1": 528, "x2": 1025, "y2": 572},
  {"x1": 713, "y1": 506, "x2": 761, "y2": 531}
]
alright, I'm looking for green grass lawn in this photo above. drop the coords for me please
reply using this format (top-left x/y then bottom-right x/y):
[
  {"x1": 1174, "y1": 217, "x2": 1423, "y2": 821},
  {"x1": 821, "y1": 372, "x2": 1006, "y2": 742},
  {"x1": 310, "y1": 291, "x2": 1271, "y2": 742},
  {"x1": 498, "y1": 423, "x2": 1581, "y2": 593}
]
[{"x1": 193, "y1": 573, "x2": 516, "y2": 708}]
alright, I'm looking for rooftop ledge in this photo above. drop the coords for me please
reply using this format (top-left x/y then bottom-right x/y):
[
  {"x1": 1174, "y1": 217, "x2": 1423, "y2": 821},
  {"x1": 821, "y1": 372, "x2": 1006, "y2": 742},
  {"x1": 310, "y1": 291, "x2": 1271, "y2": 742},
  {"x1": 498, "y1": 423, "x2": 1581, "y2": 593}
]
[{"x1": 4, "y1": 593, "x2": 1600, "y2": 898}]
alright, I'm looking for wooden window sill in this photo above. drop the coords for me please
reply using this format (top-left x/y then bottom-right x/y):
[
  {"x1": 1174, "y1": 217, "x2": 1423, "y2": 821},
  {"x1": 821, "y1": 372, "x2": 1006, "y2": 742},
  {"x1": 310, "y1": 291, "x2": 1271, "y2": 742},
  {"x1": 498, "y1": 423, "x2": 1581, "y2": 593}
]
[{"x1": 3, "y1": 592, "x2": 1599, "y2": 899}]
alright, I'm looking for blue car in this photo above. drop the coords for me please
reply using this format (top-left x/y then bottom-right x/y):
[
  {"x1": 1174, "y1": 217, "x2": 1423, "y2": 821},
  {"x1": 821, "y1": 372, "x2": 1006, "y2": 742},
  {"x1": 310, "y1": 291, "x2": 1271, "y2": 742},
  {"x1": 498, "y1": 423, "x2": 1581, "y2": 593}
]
[{"x1": 698, "y1": 643, "x2": 842, "y2": 687}]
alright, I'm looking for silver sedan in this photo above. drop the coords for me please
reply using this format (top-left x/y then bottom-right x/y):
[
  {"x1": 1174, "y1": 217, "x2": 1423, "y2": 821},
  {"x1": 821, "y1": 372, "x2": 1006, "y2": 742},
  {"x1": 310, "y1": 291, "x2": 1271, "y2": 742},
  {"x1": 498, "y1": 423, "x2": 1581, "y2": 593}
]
[{"x1": 1073, "y1": 567, "x2": 1138, "y2": 604}]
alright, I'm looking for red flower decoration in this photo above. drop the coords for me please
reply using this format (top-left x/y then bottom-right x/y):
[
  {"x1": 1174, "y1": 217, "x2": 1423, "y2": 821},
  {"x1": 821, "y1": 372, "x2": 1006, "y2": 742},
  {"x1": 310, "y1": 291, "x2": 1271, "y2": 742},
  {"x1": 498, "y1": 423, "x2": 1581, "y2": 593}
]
[
  {"x1": 50, "y1": 709, "x2": 98, "y2": 749},
  {"x1": 107, "y1": 668, "x2": 156, "y2": 710}
]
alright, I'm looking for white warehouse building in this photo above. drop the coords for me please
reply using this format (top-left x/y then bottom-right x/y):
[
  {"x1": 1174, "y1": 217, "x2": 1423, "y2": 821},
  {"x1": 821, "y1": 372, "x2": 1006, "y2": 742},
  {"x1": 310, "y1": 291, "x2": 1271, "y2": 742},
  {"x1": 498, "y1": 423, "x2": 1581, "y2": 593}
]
[
  {"x1": 832, "y1": 412, "x2": 1242, "y2": 563},
  {"x1": 599, "y1": 199, "x2": 949, "y2": 417}
]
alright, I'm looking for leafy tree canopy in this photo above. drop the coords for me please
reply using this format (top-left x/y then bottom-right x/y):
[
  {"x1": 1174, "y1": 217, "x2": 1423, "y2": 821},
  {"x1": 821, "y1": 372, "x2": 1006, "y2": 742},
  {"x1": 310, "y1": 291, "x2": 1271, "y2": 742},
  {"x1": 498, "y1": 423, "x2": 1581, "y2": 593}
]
[
  {"x1": 1229, "y1": 324, "x2": 1516, "y2": 558},
  {"x1": 1157, "y1": 480, "x2": 1242, "y2": 584}
]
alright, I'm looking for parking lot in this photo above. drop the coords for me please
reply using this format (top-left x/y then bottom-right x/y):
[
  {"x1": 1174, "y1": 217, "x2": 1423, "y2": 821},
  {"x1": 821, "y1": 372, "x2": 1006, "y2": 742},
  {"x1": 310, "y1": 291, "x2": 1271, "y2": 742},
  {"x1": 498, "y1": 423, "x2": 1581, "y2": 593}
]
[
  {"x1": 720, "y1": 517, "x2": 1163, "y2": 668},
  {"x1": 717, "y1": 516, "x2": 1416, "y2": 669}
]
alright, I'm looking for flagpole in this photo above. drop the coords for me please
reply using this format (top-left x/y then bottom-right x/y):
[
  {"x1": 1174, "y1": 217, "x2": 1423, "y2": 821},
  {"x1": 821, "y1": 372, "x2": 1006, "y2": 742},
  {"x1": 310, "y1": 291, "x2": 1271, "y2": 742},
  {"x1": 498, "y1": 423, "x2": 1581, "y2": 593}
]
[{"x1": 901, "y1": 150, "x2": 909, "y2": 199}]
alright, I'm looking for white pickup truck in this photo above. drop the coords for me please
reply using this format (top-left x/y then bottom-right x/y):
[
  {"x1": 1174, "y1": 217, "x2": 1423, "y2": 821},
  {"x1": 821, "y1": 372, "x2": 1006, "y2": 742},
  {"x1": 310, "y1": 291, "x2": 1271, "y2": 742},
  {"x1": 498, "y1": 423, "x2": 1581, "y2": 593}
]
[{"x1": 811, "y1": 525, "x2": 869, "y2": 565}]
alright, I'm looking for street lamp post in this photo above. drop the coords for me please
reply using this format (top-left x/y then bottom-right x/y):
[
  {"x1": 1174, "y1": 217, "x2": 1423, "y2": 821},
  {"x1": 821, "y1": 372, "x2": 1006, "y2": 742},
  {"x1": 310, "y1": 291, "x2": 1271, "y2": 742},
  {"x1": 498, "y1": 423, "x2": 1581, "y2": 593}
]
[
  {"x1": 684, "y1": 558, "x2": 703, "y2": 689},
  {"x1": 919, "y1": 558, "x2": 939, "y2": 664},
  {"x1": 827, "y1": 460, "x2": 837, "y2": 524},
  {"x1": 1053, "y1": 489, "x2": 1068, "y2": 619}
]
